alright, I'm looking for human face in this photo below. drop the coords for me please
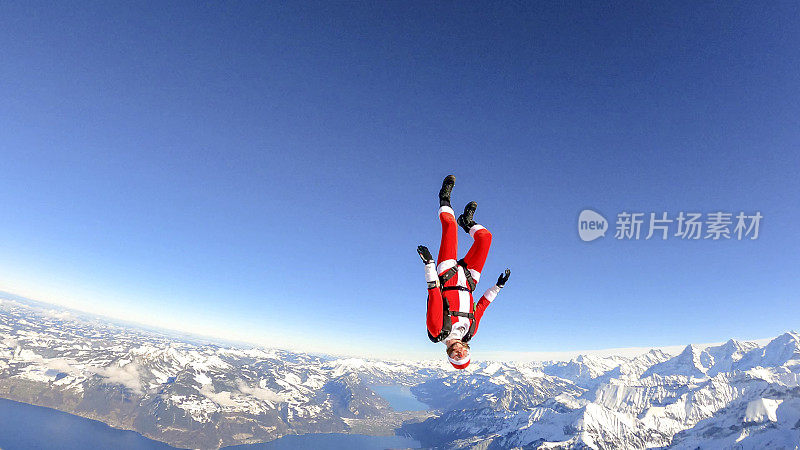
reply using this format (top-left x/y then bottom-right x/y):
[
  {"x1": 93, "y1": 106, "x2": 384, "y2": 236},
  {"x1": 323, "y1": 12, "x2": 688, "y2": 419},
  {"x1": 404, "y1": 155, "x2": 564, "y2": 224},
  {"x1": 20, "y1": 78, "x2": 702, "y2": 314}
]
[{"x1": 447, "y1": 341, "x2": 469, "y2": 360}]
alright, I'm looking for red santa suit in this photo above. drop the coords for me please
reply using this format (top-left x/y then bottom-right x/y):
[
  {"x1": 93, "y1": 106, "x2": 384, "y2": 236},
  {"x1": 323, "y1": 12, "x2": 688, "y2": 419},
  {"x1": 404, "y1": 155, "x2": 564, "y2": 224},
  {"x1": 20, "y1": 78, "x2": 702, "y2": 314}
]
[{"x1": 425, "y1": 206, "x2": 501, "y2": 369}]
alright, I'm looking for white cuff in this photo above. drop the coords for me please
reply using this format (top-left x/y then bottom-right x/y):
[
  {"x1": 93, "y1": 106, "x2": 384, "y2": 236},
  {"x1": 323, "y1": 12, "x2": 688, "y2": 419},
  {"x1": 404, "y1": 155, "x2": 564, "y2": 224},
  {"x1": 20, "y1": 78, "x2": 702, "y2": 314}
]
[
  {"x1": 439, "y1": 206, "x2": 455, "y2": 217},
  {"x1": 424, "y1": 263, "x2": 438, "y2": 283},
  {"x1": 483, "y1": 285, "x2": 501, "y2": 303},
  {"x1": 468, "y1": 268, "x2": 481, "y2": 283},
  {"x1": 437, "y1": 259, "x2": 456, "y2": 274},
  {"x1": 469, "y1": 224, "x2": 486, "y2": 238}
]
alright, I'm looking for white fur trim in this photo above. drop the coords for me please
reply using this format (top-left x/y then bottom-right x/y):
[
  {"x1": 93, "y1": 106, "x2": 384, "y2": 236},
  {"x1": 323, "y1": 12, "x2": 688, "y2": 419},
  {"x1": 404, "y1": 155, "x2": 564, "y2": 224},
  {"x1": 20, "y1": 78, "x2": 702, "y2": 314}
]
[
  {"x1": 439, "y1": 206, "x2": 455, "y2": 217},
  {"x1": 424, "y1": 263, "x2": 438, "y2": 283},
  {"x1": 483, "y1": 285, "x2": 501, "y2": 303},
  {"x1": 448, "y1": 352, "x2": 470, "y2": 366},
  {"x1": 468, "y1": 224, "x2": 486, "y2": 238},
  {"x1": 468, "y1": 268, "x2": 481, "y2": 283},
  {"x1": 437, "y1": 259, "x2": 456, "y2": 274}
]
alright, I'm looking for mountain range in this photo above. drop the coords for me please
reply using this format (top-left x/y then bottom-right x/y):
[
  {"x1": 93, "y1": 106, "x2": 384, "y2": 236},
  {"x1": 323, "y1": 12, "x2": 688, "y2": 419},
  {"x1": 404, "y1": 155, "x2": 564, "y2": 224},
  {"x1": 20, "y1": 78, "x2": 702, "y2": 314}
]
[{"x1": 1, "y1": 294, "x2": 799, "y2": 449}]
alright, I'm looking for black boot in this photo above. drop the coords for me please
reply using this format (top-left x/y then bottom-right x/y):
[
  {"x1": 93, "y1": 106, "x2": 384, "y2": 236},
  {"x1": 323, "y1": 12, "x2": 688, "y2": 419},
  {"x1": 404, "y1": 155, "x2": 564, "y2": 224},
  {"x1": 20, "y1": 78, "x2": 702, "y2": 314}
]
[
  {"x1": 439, "y1": 175, "x2": 456, "y2": 207},
  {"x1": 458, "y1": 201, "x2": 477, "y2": 233}
]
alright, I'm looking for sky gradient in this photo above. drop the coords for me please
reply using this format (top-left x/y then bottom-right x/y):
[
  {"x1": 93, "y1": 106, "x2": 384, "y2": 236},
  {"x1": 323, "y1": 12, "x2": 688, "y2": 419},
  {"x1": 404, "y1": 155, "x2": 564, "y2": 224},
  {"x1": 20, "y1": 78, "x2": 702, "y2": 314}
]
[{"x1": 1, "y1": 2, "x2": 799, "y2": 359}]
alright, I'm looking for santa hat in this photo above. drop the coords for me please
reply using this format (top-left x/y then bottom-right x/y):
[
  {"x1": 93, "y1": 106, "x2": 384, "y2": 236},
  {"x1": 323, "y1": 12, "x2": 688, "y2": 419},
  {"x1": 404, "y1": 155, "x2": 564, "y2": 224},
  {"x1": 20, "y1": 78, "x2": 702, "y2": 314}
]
[{"x1": 448, "y1": 350, "x2": 471, "y2": 369}]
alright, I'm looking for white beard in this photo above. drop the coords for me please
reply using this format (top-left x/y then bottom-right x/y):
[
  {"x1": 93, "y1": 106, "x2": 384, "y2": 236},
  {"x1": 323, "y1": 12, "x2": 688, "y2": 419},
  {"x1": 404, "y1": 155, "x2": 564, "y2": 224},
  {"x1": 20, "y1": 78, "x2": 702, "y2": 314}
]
[{"x1": 444, "y1": 321, "x2": 468, "y2": 343}]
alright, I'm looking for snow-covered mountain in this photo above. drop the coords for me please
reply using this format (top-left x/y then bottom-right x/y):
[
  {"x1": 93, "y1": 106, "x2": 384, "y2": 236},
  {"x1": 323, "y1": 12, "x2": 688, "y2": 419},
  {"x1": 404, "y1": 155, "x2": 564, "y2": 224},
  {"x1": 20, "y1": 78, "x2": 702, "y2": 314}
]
[
  {"x1": 1, "y1": 294, "x2": 799, "y2": 449},
  {"x1": 404, "y1": 335, "x2": 800, "y2": 449},
  {"x1": 0, "y1": 297, "x2": 444, "y2": 448}
]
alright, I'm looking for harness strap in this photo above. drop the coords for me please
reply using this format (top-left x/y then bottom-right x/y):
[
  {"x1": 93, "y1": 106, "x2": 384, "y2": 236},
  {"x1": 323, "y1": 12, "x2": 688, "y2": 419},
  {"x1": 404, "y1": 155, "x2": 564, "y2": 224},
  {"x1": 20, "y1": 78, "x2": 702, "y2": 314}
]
[
  {"x1": 459, "y1": 259, "x2": 477, "y2": 292},
  {"x1": 438, "y1": 265, "x2": 458, "y2": 284},
  {"x1": 438, "y1": 259, "x2": 476, "y2": 292},
  {"x1": 429, "y1": 260, "x2": 478, "y2": 343}
]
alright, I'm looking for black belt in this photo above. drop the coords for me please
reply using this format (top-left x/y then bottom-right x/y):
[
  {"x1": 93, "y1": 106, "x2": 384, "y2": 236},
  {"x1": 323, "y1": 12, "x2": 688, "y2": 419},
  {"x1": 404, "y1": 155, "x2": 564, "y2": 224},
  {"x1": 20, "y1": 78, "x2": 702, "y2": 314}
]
[{"x1": 442, "y1": 286, "x2": 471, "y2": 292}]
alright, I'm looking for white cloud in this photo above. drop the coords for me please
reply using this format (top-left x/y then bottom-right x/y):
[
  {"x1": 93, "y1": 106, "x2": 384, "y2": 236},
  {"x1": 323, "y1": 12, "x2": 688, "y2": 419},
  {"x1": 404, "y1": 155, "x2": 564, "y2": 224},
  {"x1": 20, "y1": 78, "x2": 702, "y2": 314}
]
[
  {"x1": 89, "y1": 363, "x2": 143, "y2": 394},
  {"x1": 42, "y1": 357, "x2": 75, "y2": 373},
  {"x1": 198, "y1": 379, "x2": 285, "y2": 407},
  {"x1": 237, "y1": 380, "x2": 284, "y2": 403},
  {"x1": 199, "y1": 384, "x2": 238, "y2": 407}
]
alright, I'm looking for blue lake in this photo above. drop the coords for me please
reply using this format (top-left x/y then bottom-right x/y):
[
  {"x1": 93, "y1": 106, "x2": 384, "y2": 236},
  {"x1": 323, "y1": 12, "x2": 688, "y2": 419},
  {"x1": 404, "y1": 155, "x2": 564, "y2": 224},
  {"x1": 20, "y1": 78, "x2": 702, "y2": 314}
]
[
  {"x1": 224, "y1": 433, "x2": 420, "y2": 449},
  {"x1": 225, "y1": 383, "x2": 427, "y2": 448},
  {"x1": 0, "y1": 397, "x2": 175, "y2": 449},
  {"x1": 369, "y1": 384, "x2": 430, "y2": 412},
  {"x1": 0, "y1": 397, "x2": 422, "y2": 449}
]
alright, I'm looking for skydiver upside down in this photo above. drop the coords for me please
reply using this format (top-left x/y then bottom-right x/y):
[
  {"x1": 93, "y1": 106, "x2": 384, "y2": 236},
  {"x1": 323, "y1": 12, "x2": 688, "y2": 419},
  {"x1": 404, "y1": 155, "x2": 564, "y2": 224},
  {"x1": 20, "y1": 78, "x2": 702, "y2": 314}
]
[{"x1": 417, "y1": 175, "x2": 510, "y2": 369}]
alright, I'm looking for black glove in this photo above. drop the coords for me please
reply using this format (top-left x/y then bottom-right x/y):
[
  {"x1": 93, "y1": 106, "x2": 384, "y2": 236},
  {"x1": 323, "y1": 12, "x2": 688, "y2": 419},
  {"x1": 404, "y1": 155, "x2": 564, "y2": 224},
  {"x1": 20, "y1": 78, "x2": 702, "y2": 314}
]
[
  {"x1": 496, "y1": 269, "x2": 510, "y2": 288},
  {"x1": 417, "y1": 245, "x2": 434, "y2": 264}
]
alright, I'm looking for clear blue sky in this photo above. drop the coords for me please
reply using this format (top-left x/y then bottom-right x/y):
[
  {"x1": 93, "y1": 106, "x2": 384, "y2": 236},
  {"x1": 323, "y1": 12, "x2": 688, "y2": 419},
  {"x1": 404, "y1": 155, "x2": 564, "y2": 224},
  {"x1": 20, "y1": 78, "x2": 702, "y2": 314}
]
[{"x1": 1, "y1": 2, "x2": 798, "y2": 359}]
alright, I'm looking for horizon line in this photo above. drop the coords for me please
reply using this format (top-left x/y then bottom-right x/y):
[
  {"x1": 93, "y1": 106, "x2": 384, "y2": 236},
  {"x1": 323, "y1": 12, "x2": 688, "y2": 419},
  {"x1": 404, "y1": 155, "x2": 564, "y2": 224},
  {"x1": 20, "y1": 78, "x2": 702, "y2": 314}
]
[{"x1": 0, "y1": 288, "x2": 782, "y2": 363}]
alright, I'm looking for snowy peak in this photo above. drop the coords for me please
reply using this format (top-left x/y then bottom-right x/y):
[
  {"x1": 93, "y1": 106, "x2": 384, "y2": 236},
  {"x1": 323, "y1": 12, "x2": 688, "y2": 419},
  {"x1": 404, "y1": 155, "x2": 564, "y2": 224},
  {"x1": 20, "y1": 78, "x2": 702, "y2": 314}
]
[
  {"x1": 703, "y1": 338, "x2": 759, "y2": 376},
  {"x1": 738, "y1": 331, "x2": 800, "y2": 370},
  {"x1": 764, "y1": 331, "x2": 800, "y2": 363},
  {"x1": 543, "y1": 354, "x2": 623, "y2": 387},
  {"x1": 641, "y1": 338, "x2": 767, "y2": 379},
  {"x1": 642, "y1": 344, "x2": 707, "y2": 379},
  {"x1": 413, "y1": 365, "x2": 585, "y2": 412}
]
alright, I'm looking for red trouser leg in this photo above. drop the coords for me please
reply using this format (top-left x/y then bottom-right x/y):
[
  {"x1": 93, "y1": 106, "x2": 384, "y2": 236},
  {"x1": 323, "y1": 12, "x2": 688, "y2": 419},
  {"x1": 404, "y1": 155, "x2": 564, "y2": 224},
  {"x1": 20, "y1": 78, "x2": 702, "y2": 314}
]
[
  {"x1": 437, "y1": 206, "x2": 458, "y2": 271},
  {"x1": 462, "y1": 225, "x2": 492, "y2": 281}
]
